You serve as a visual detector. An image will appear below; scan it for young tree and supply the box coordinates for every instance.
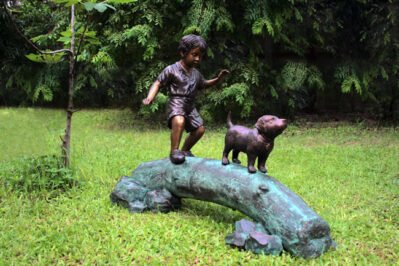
[2,0,136,167]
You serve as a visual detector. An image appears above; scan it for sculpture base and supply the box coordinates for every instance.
[110,157,335,258]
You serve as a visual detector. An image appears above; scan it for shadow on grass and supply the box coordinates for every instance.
[180,198,247,225]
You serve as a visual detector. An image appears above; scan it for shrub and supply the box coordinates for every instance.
[0,155,79,198]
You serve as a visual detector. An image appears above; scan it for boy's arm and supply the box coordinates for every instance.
[204,69,230,88]
[142,80,161,105]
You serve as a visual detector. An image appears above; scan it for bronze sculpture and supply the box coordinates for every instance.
[112,34,334,259]
[142,34,229,164]
[222,112,287,173]
[110,157,335,258]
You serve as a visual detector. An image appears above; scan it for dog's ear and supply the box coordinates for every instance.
[255,116,269,133]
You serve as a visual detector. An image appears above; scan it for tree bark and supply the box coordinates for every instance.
[111,157,335,258]
[62,4,76,167]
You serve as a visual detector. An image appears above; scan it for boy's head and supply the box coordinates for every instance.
[178,34,207,59]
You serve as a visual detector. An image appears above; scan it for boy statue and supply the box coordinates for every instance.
[143,34,229,164]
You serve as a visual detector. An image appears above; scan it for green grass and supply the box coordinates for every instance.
[0,108,398,265]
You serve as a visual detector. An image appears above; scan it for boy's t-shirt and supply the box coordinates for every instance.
[157,62,205,99]
[157,61,205,131]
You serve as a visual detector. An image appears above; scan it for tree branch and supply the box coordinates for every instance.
[41,49,72,55]
[1,0,41,52]
[1,0,72,55]
[75,14,92,61]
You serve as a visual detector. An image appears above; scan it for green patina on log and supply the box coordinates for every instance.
[111,157,335,258]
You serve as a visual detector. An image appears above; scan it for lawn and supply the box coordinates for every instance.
[0,108,398,265]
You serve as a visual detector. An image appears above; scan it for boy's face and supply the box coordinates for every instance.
[182,47,203,68]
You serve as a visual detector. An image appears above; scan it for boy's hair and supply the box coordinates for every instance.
[178,34,207,57]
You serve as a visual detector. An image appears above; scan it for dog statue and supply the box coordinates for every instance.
[222,112,287,174]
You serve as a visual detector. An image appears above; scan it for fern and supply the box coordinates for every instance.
[74,73,88,92]
[139,91,168,117]
[131,1,164,27]
[294,7,303,22]
[91,50,115,69]
[252,17,274,36]
[335,65,363,95]
[208,83,254,118]
[182,25,202,36]
[280,62,308,91]
[244,0,307,57]
[380,66,389,80]
[245,0,296,37]
[183,0,217,37]
[143,39,158,61]
[135,61,168,94]
[241,66,259,86]
[306,66,325,90]
[33,85,53,102]
[244,0,264,22]
[275,62,325,111]
[214,6,234,32]
[108,32,125,47]
[334,65,351,81]
[269,85,279,99]
[123,24,152,45]
[278,33,304,56]
[122,24,158,60]
[229,63,259,86]
[5,64,64,103]
[341,76,362,95]
[279,62,324,91]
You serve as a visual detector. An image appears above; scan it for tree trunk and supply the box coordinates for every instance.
[111,157,335,258]
[62,4,76,167]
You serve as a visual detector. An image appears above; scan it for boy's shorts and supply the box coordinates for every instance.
[167,96,204,132]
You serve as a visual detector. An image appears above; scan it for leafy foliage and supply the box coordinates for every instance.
[25,52,66,64]
[335,65,363,95]
[122,24,158,60]
[1,155,78,198]
[1,0,399,119]
[208,83,253,118]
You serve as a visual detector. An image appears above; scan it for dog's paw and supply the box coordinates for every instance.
[248,166,257,173]
[222,158,230,165]
[232,158,241,164]
[259,166,267,173]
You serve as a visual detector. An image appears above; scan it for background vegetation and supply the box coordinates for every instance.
[1,108,398,264]
[1,0,398,120]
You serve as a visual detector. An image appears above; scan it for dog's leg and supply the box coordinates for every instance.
[247,154,257,173]
[222,145,232,165]
[258,154,268,173]
[232,150,241,164]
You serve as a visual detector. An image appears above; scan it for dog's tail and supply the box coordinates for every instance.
[227,111,233,128]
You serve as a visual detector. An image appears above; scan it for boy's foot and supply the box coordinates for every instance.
[183,150,195,157]
[170,149,185,164]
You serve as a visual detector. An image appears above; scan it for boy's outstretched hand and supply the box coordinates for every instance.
[217,69,230,80]
[204,69,230,88]
[142,80,161,105]
[142,98,152,105]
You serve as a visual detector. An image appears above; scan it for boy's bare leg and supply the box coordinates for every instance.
[170,115,185,151]
[181,126,205,153]
[170,116,186,164]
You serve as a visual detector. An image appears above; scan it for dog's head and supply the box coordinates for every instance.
[255,115,287,139]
